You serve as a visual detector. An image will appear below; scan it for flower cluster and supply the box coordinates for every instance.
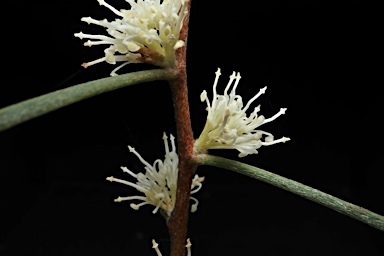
[194,68,290,157]
[74,0,188,76]
[107,133,204,216]
[152,238,192,256]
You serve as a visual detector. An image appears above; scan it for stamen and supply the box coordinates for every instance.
[263,108,287,124]
[84,40,113,47]
[80,17,101,25]
[170,134,176,153]
[120,166,138,178]
[81,57,106,68]
[212,68,222,106]
[229,72,242,98]
[110,62,130,76]
[185,238,192,256]
[106,176,146,192]
[191,175,205,194]
[114,195,146,202]
[200,90,207,102]
[152,240,163,256]
[97,0,124,17]
[261,137,291,146]
[128,146,153,170]
[162,132,170,155]
[242,86,267,113]
[152,196,164,214]
[75,32,115,42]
[223,71,237,96]
[130,201,150,210]
[201,90,212,113]
[190,196,199,213]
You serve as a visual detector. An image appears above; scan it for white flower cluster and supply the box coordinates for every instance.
[194,68,290,157]
[74,0,187,76]
[107,133,204,216]
[152,238,192,256]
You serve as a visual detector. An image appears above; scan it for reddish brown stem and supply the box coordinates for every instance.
[167,71,196,256]
[166,1,196,256]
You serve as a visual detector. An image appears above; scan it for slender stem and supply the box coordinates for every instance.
[166,1,196,256]
[196,154,384,231]
[0,69,177,133]
[168,73,196,256]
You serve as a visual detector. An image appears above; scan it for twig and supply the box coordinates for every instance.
[166,1,197,256]
[0,69,177,132]
[196,154,384,231]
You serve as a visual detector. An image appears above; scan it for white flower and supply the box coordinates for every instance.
[106,133,204,216]
[74,0,188,76]
[194,68,290,157]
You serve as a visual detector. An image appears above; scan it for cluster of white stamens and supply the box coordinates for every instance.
[194,68,290,157]
[74,0,188,76]
[107,133,204,216]
[152,238,192,256]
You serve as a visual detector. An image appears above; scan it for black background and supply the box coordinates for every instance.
[1,0,383,255]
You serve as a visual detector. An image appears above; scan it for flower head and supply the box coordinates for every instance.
[194,68,290,157]
[74,0,188,76]
[107,133,204,216]
[152,238,192,256]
